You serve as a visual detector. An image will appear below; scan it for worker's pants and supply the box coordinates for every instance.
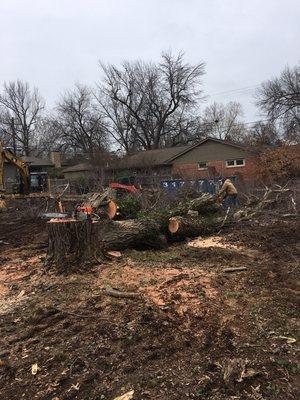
[223,193,237,209]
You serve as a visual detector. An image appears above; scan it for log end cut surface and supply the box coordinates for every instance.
[169,217,180,233]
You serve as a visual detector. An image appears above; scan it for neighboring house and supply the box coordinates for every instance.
[62,163,96,180]
[169,138,258,181]
[62,138,260,183]
[108,138,258,182]
[22,156,54,172]
[107,144,190,177]
[2,154,55,191]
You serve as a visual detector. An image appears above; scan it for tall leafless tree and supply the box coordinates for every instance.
[195,101,246,142]
[53,84,109,158]
[0,80,44,155]
[256,65,300,143]
[244,121,280,146]
[97,52,205,152]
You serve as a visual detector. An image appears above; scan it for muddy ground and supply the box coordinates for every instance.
[0,198,299,400]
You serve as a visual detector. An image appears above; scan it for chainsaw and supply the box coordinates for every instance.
[41,189,117,221]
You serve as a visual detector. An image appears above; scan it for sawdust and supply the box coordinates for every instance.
[187,235,262,259]
[0,197,299,400]
[99,264,218,316]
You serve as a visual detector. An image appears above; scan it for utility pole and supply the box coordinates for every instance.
[11,117,17,154]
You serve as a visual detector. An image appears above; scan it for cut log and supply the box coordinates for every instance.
[188,194,221,214]
[173,193,221,216]
[99,219,167,250]
[168,215,224,241]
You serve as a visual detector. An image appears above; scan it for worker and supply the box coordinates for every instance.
[217,177,238,208]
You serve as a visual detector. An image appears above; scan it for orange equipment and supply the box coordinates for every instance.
[109,182,140,193]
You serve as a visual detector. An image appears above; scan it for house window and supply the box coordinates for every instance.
[226,159,245,168]
[198,161,208,170]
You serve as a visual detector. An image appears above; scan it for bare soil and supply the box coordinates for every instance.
[0,199,299,400]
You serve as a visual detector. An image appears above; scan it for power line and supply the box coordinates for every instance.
[200,118,270,127]
[242,118,269,125]
[207,84,260,97]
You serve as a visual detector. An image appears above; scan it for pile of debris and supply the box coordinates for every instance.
[46,185,297,270]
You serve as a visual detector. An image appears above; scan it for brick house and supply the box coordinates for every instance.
[107,138,259,182]
[62,138,260,184]
[169,138,258,181]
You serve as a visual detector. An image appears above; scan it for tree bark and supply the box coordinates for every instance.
[99,219,167,250]
[47,218,166,270]
[168,215,224,241]
[47,219,100,269]
[171,193,221,217]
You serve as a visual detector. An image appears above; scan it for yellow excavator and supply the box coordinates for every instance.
[0,141,30,194]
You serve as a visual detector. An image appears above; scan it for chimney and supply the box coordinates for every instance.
[50,151,61,168]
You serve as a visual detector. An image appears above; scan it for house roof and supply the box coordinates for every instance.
[109,144,191,170]
[109,138,251,169]
[62,163,94,173]
[165,137,249,163]
[62,137,252,174]
[22,156,54,167]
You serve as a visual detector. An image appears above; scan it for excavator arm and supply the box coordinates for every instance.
[0,141,30,193]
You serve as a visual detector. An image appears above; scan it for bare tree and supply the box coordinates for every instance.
[34,116,68,157]
[244,121,280,146]
[256,65,300,143]
[0,80,44,155]
[97,52,205,152]
[96,92,139,153]
[196,101,246,142]
[53,84,109,158]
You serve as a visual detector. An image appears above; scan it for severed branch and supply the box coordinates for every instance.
[103,285,141,299]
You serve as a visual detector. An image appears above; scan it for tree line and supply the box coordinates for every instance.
[0,51,299,158]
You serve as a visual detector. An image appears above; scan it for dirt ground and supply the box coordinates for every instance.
[0,198,299,400]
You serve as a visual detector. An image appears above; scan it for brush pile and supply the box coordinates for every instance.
[47,185,296,269]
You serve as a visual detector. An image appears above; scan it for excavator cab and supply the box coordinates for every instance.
[10,172,48,194]
[29,172,48,193]
[0,141,47,195]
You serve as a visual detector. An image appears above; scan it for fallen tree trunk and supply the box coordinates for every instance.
[168,215,224,241]
[47,186,292,269]
[173,193,221,216]
[99,219,167,250]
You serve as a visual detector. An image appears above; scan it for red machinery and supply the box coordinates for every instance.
[109,182,140,194]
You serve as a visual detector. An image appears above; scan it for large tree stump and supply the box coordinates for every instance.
[47,218,166,270]
[47,219,100,269]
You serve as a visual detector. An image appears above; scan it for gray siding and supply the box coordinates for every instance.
[3,164,18,183]
[172,140,249,164]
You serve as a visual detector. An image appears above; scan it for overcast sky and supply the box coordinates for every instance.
[0,0,299,121]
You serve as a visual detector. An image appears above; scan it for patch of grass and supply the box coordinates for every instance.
[147,374,164,388]
[276,359,300,374]
[195,387,205,397]
[265,383,280,395]
[52,351,67,363]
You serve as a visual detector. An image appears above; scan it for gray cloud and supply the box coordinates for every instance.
[0,0,299,120]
